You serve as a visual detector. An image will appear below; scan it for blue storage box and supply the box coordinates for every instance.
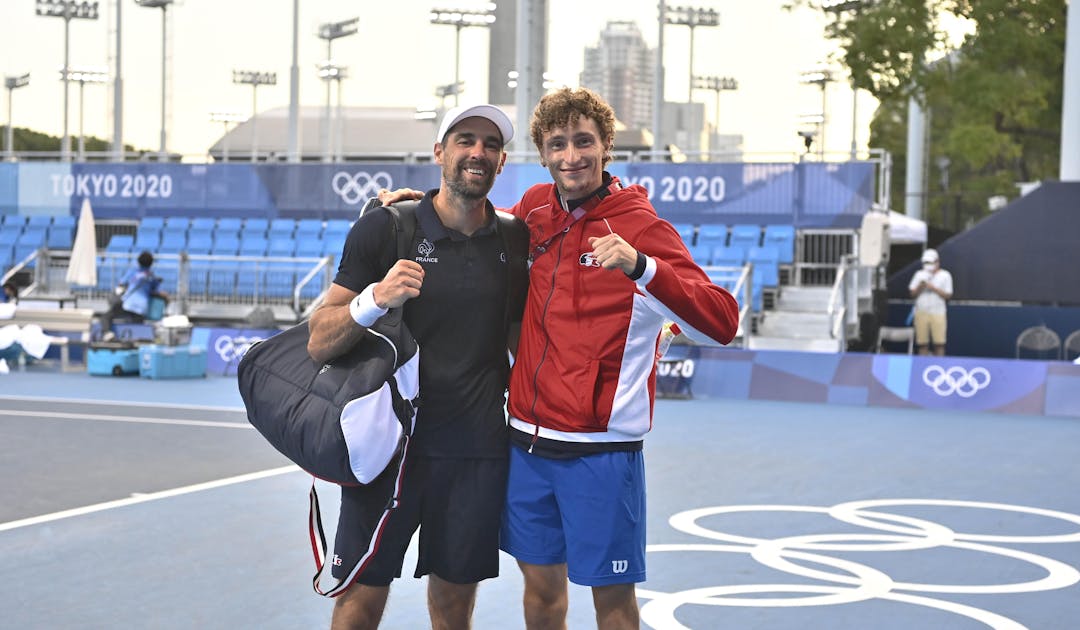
[139,344,207,379]
[88,343,141,376]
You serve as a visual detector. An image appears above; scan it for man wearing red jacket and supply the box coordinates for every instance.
[380,87,740,629]
[502,87,740,629]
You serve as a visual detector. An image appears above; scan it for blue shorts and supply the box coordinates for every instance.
[500,444,646,586]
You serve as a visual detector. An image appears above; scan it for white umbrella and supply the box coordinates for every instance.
[66,198,98,287]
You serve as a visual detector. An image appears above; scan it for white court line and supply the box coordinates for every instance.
[0,465,300,533]
[0,394,243,413]
[0,409,251,429]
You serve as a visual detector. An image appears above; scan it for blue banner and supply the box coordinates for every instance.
[0,160,876,227]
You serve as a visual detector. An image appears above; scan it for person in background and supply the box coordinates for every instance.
[908,247,953,356]
[1,280,17,304]
[307,104,528,630]
[98,250,167,340]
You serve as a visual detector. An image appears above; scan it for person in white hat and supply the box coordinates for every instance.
[908,248,953,355]
[308,103,528,629]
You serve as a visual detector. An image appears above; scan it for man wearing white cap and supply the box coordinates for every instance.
[908,248,953,356]
[308,103,528,629]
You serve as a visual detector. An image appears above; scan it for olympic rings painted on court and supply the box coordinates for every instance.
[638,499,1080,630]
[922,365,992,397]
[331,171,394,205]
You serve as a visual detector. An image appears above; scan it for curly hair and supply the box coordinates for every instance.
[530,87,616,166]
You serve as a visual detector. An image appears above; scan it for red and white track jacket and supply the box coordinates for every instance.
[507,178,740,445]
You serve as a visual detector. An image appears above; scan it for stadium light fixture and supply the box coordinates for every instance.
[317,63,348,161]
[429,3,496,107]
[800,67,834,158]
[35,0,100,162]
[664,5,720,103]
[317,18,359,163]
[209,111,245,163]
[233,70,277,163]
[135,0,175,160]
[4,73,31,160]
[692,75,737,151]
[60,66,108,160]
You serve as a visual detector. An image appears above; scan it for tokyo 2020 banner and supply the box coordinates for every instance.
[0,160,876,228]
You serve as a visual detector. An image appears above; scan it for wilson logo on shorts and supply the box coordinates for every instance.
[612,560,629,574]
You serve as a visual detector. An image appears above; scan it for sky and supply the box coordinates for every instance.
[0,0,873,159]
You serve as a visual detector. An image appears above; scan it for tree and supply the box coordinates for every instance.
[790,0,1066,230]
[0,126,137,159]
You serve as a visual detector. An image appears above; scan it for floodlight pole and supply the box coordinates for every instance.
[135,0,175,160]
[317,18,359,163]
[430,5,497,107]
[4,74,30,160]
[35,0,100,162]
[233,71,278,162]
[287,0,300,163]
[663,6,720,104]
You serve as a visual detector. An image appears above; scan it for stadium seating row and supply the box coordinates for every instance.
[672,223,796,265]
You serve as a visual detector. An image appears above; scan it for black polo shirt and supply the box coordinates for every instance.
[333,190,524,458]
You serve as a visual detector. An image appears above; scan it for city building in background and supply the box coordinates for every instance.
[580,21,655,132]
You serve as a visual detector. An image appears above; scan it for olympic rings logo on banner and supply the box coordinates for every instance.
[638,499,1080,629]
[922,365,992,398]
[214,335,263,363]
[331,171,394,205]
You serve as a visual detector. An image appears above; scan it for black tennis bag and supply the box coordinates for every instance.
[237,310,418,486]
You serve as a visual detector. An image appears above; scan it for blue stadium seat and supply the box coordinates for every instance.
[164,216,191,231]
[696,224,728,249]
[140,216,166,232]
[52,215,76,231]
[239,235,268,256]
[187,227,213,246]
[711,245,747,268]
[46,226,74,249]
[211,233,240,256]
[27,215,53,230]
[263,261,298,298]
[158,232,187,255]
[670,222,696,245]
[105,234,134,253]
[216,217,243,233]
[763,224,796,265]
[190,217,216,231]
[295,238,323,258]
[324,219,352,234]
[295,219,322,239]
[134,226,161,251]
[243,217,269,236]
[729,224,762,250]
[267,237,296,257]
[748,246,780,288]
[186,232,213,255]
[269,218,296,239]
[207,260,239,297]
[687,243,712,266]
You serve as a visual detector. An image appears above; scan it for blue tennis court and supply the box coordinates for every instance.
[2,369,1078,629]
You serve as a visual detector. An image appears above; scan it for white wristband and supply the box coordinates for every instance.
[349,283,388,327]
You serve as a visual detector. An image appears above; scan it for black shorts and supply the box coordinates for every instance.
[332,455,508,586]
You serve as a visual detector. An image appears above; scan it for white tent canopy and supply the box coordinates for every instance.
[888,210,928,245]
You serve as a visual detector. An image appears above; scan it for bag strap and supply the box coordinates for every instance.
[495,211,529,332]
[382,200,420,270]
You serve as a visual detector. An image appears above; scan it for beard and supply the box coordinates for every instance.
[443,162,493,201]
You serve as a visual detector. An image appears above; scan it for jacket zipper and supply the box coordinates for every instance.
[526,224,568,453]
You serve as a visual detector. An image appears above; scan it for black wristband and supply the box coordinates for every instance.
[626,251,647,281]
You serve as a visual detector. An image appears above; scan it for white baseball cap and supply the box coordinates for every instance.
[921,248,939,264]
[436,104,514,147]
